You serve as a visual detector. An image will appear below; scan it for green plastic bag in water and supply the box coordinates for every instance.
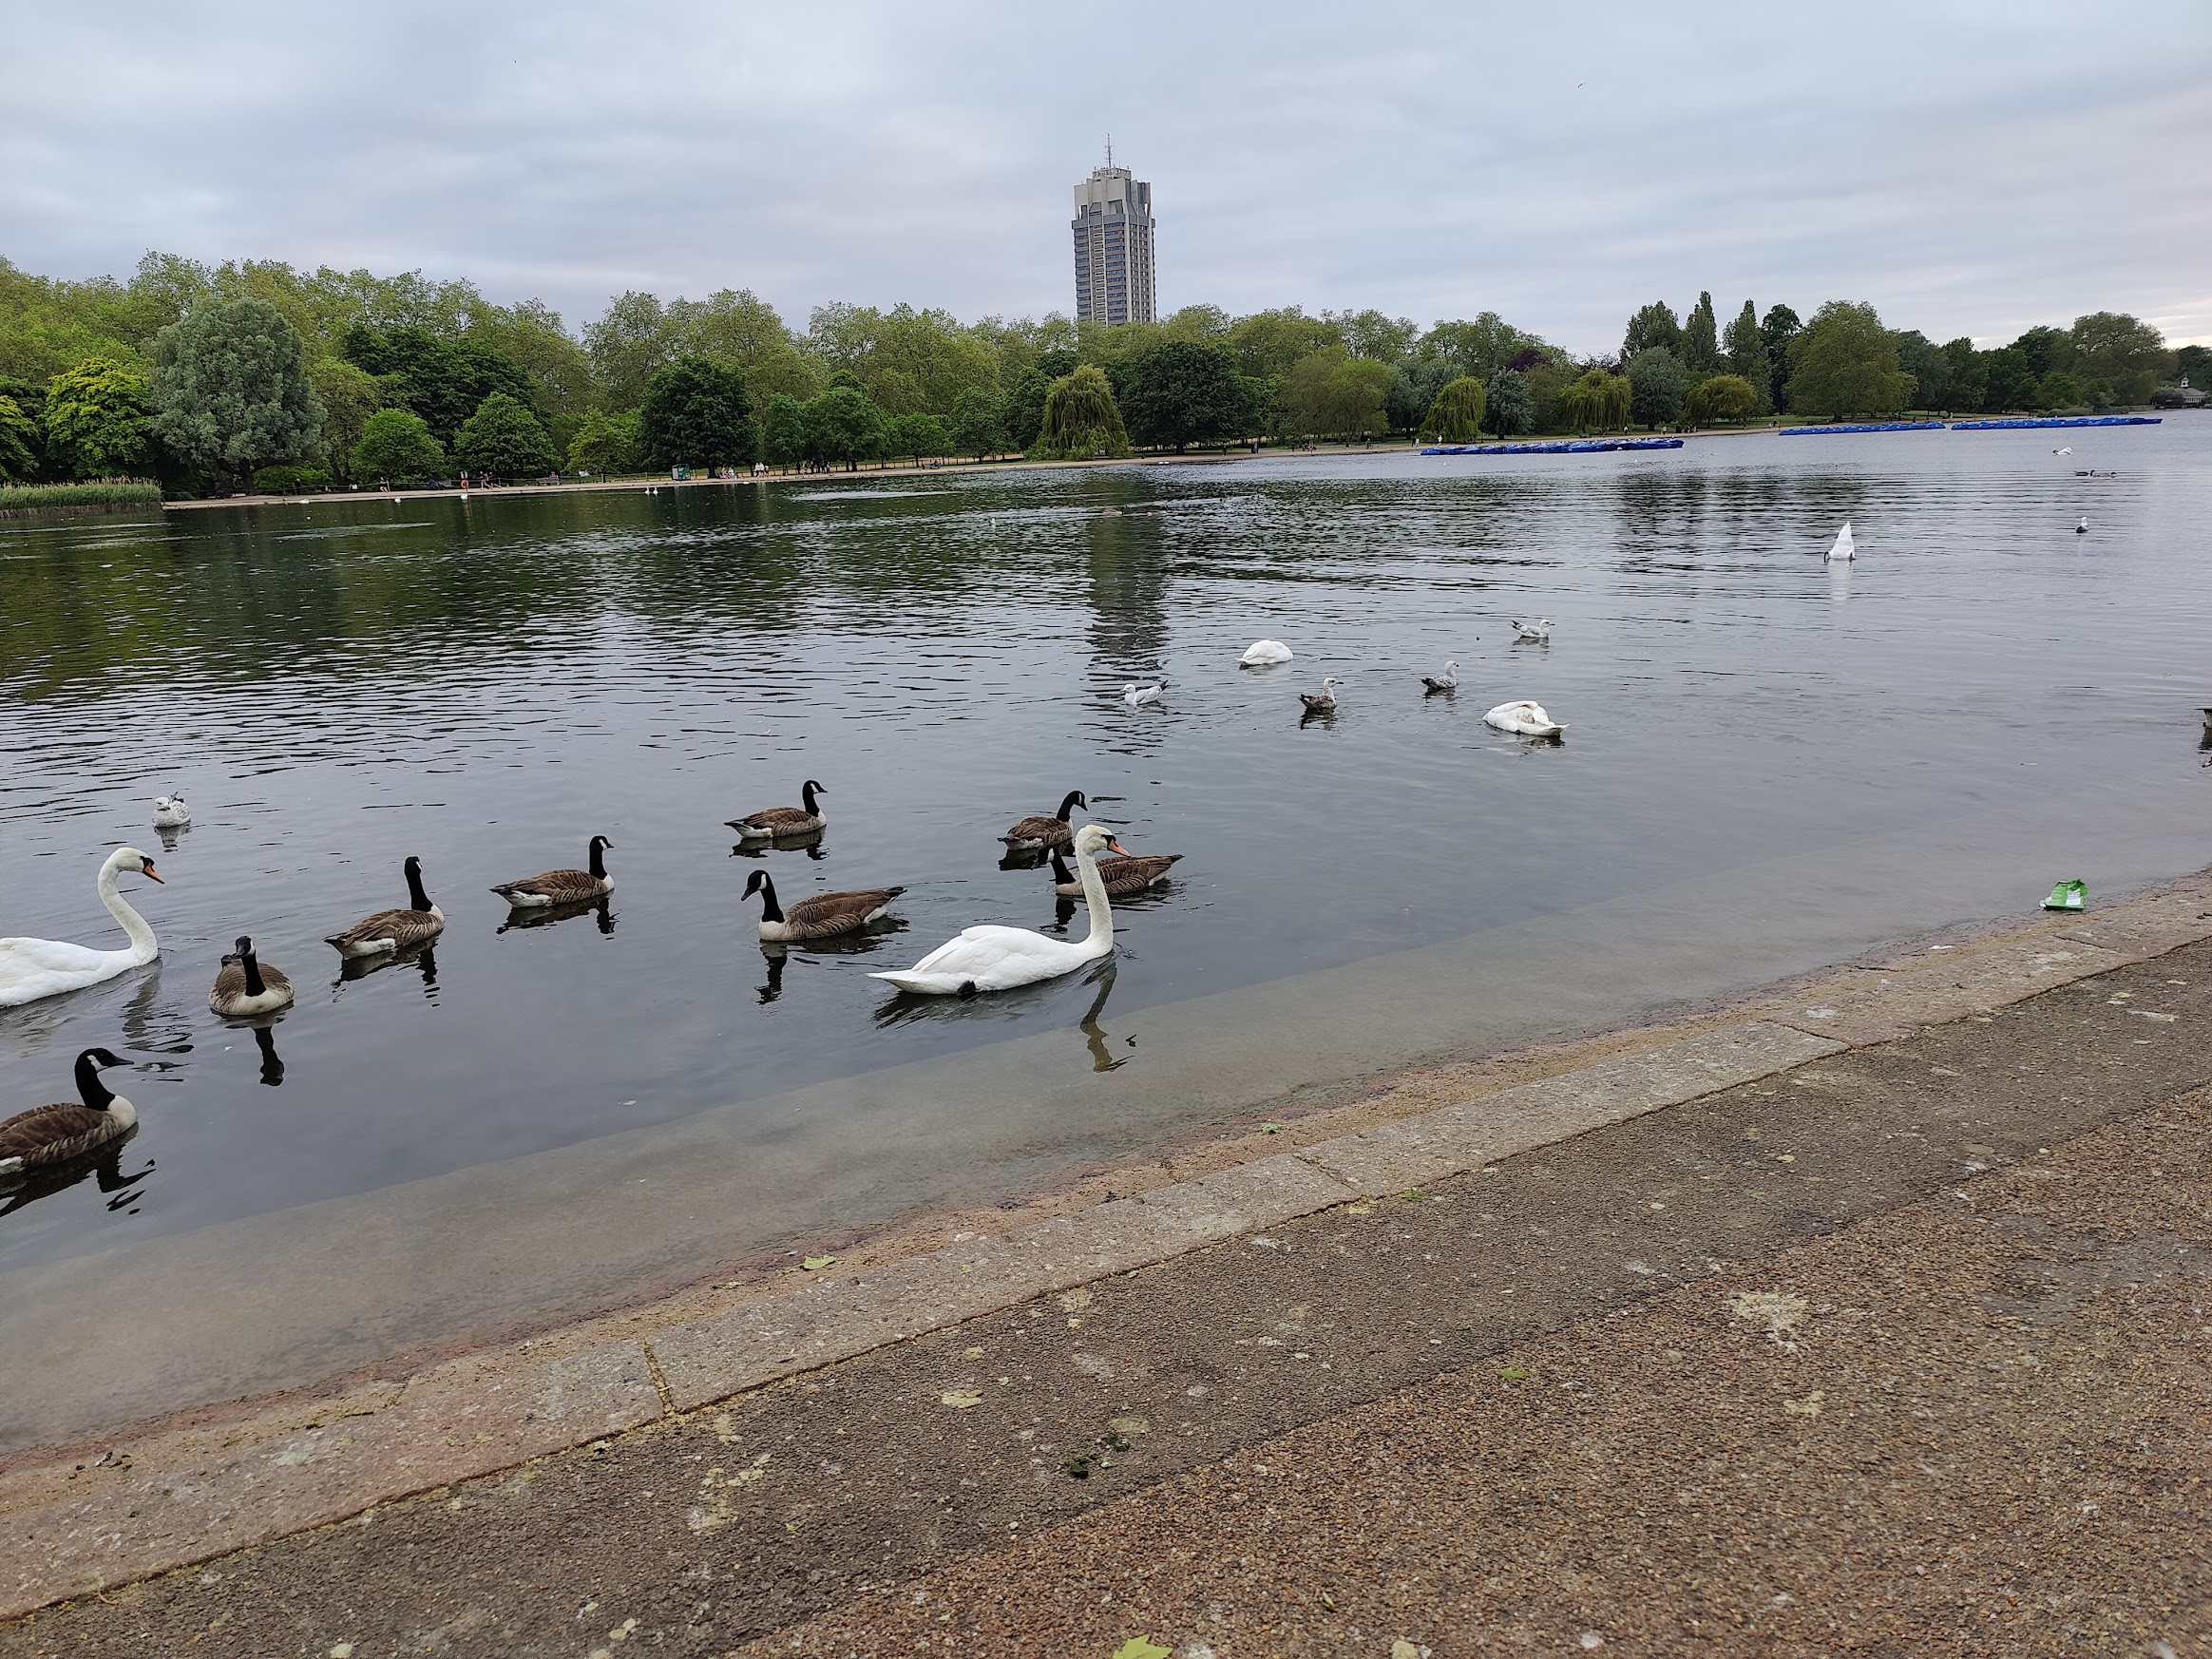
[2043,878,2087,911]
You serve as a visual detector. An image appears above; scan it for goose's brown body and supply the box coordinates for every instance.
[208,939,295,1016]
[769,887,905,941]
[492,836,614,908]
[1001,790,1087,850]
[1,1050,135,1173]
[327,856,445,956]
[730,781,826,839]
[1050,849,1182,898]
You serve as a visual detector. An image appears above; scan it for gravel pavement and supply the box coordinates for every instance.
[6,942,2208,1658]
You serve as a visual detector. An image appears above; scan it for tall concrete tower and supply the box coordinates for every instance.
[1071,149,1155,327]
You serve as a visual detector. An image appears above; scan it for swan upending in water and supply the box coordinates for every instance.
[1240,639,1293,666]
[1485,699,1566,738]
[871,824,1129,996]
[0,848,163,1007]
[1823,522,1855,563]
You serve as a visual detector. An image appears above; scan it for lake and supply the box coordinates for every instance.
[3,423,2208,1441]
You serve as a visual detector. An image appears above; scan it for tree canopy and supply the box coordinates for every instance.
[0,393,37,482]
[1422,376,1487,442]
[345,324,536,448]
[352,408,445,484]
[44,356,153,478]
[638,356,753,468]
[1482,370,1535,436]
[1681,293,1721,375]
[1723,301,1768,409]
[567,409,639,475]
[2068,312,2164,405]
[1560,370,1631,433]
[1035,365,1132,460]
[804,384,888,468]
[455,391,556,477]
[950,387,1006,460]
[149,296,326,486]
[1786,302,1916,418]
[1120,340,1248,451]
[1283,349,1392,440]
[1627,348,1690,428]
[1623,301,1682,362]
[1685,373,1758,425]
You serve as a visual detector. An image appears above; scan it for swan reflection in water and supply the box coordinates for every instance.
[497,896,617,936]
[871,954,1133,1075]
[335,944,439,997]
[0,1132,154,1218]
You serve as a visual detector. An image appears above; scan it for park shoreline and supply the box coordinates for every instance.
[2,863,2207,1617]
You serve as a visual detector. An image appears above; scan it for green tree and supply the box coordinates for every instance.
[886,410,952,464]
[1283,349,1393,440]
[1001,370,1052,451]
[639,356,753,469]
[1786,302,1915,418]
[1682,293,1721,375]
[949,387,1005,460]
[2068,312,2164,406]
[1684,373,1758,425]
[2011,325,2069,380]
[1888,331,1949,412]
[345,324,536,448]
[1034,365,1132,460]
[1760,304,1802,413]
[1330,309,1420,362]
[1522,361,1572,433]
[1482,370,1535,436]
[1559,369,1631,433]
[351,408,446,484]
[1421,375,1487,441]
[1981,347,2037,411]
[1226,308,1342,378]
[760,393,809,470]
[44,356,153,478]
[1623,300,1682,362]
[1385,358,1456,435]
[1626,348,1690,428]
[1419,313,1549,381]
[455,391,556,478]
[804,384,888,469]
[308,357,383,483]
[1120,340,1249,451]
[2174,344,2210,389]
[1722,300,1769,410]
[148,296,326,488]
[2036,370,2088,411]
[0,393,37,482]
[567,409,639,475]
[1939,339,1987,413]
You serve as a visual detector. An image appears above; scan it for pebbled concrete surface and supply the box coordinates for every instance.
[5,940,2207,1655]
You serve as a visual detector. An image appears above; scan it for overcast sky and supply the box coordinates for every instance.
[5,1,2207,353]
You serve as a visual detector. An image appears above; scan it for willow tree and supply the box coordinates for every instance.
[1421,375,1487,441]
[1034,365,1131,460]
[1559,369,1630,433]
[1685,373,1759,426]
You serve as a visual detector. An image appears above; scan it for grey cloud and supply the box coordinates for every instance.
[3,0,2206,349]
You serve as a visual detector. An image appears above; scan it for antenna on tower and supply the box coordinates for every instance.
[1105,134,1113,166]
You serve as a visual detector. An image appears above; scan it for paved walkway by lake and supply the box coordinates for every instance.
[5,898,2205,1655]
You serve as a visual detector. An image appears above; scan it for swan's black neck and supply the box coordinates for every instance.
[405,862,432,912]
[754,873,785,923]
[1057,790,1084,822]
[74,1052,115,1112]
[239,948,267,998]
[587,839,607,879]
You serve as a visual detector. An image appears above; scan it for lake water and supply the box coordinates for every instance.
[4,424,2209,1436]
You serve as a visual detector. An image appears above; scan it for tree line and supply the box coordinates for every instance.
[1,250,2202,495]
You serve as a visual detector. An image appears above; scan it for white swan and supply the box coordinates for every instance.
[1511,618,1553,643]
[152,793,190,829]
[1122,680,1167,706]
[870,824,1129,996]
[1823,522,1854,563]
[1485,699,1566,737]
[0,848,164,1007]
[1240,639,1293,666]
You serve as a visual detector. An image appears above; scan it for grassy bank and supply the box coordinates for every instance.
[0,481,165,519]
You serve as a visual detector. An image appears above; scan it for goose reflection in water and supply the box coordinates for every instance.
[253,1023,285,1086]
[730,834,827,862]
[0,1134,154,1218]
[497,896,617,936]
[757,915,907,1005]
[335,944,439,996]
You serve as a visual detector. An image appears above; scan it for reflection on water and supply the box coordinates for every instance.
[2,427,2209,1272]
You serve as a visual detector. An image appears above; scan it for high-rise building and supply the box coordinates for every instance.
[1071,157,1155,327]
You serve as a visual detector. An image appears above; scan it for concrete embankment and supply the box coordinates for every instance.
[1,875,2206,1651]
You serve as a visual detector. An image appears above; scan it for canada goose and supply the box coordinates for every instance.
[0,848,163,1007]
[491,835,615,907]
[1001,790,1087,851]
[1421,661,1459,693]
[2075,517,2088,534]
[325,856,445,957]
[1122,680,1167,706]
[152,793,190,828]
[1049,844,1182,898]
[871,825,1129,996]
[0,1049,136,1177]
[744,869,905,941]
[1822,524,1854,563]
[1300,677,1343,713]
[1240,639,1293,666]
[1511,618,1554,642]
[209,935,295,1017]
[1484,698,1566,737]
[728,780,826,840]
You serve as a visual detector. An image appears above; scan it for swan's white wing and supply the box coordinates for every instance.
[0,937,121,975]
[905,925,1069,977]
